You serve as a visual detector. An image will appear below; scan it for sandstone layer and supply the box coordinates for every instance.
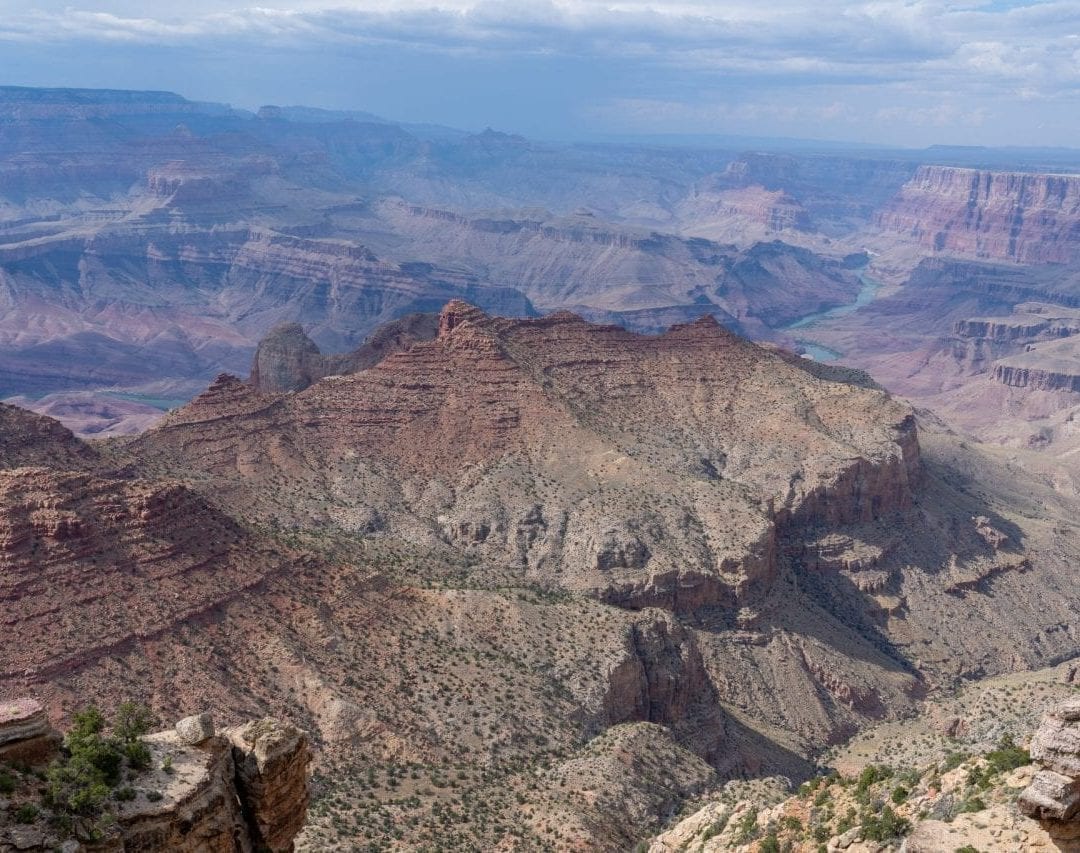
[876,165,1080,263]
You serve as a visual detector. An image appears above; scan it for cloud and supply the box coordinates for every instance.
[2,1,1078,145]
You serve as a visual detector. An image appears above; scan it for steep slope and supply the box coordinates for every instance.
[132,300,920,614]
[876,165,1080,263]
[128,303,1080,745]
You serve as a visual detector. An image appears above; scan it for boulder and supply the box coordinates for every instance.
[175,712,215,745]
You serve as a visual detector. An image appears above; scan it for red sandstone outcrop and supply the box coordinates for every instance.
[0,464,297,681]
[876,165,1080,263]
[229,719,312,851]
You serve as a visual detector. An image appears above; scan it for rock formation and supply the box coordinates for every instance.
[228,719,312,852]
[1020,698,1080,847]
[876,165,1080,263]
[0,699,59,764]
[249,312,439,393]
[136,300,921,614]
[0,704,311,853]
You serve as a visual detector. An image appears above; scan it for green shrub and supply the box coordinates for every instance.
[14,802,39,824]
[124,741,153,772]
[891,785,909,804]
[959,796,986,814]
[146,790,163,802]
[733,807,759,843]
[856,765,893,795]
[759,831,781,853]
[0,770,15,795]
[861,806,911,841]
[113,703,155,744]
[985,735,1029,775]
[43,702,157,837]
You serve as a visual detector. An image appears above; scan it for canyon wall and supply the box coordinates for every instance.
[877,165,1080,263]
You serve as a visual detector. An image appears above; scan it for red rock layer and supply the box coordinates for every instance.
[876,165,1080,263]
[136,301,920,613]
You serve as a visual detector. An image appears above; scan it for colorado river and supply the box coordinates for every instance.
[781,271,881,361]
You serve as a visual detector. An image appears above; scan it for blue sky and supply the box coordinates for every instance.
[1,1,1078,147]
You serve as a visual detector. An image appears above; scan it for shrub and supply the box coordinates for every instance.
[43,702,157,837]
[985,735,1029,774]
[146,790,163,802]
[959,796,986,813]
[733,807,759,843]
[124,741,153,772]
[113,703,155,744]
[759,831,781,853]
[891,785,909,804]
[857,765,893,793]
[14,802,39,823]
[0,770,15,795]
[861,806,911,841]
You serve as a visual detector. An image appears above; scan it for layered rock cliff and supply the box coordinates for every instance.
[249,312,439,393]
[876,165,1080,263]
[134,301,920,614]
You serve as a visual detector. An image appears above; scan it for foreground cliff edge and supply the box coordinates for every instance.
[4,303,1080,848]
[0,698,310,852]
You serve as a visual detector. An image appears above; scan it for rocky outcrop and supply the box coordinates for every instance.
[249,313,439,393]
[229,719,312,852]
[1020,698,1080,847]
[249,324,325,394]
[993,362,1080,393]
[0,404,97,470]
[876,165,1080,263]
[0,699,59,764]
[0,710,311,853]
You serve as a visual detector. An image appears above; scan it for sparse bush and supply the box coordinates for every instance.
[14,802,39,823]
[759,831,781,853]
[861,805,910,841]
[985,735,1029,774]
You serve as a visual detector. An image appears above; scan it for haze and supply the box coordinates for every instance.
[2,0,1078,146]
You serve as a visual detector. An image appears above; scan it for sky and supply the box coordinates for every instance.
[1,1,1078,147]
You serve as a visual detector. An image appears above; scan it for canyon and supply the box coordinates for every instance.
[3,85,1080,850]
[6,301,1080,847]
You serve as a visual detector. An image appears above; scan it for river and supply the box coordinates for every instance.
[780,271,880,362]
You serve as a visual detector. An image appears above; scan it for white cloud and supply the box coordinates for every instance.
[2,0,1078,145]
